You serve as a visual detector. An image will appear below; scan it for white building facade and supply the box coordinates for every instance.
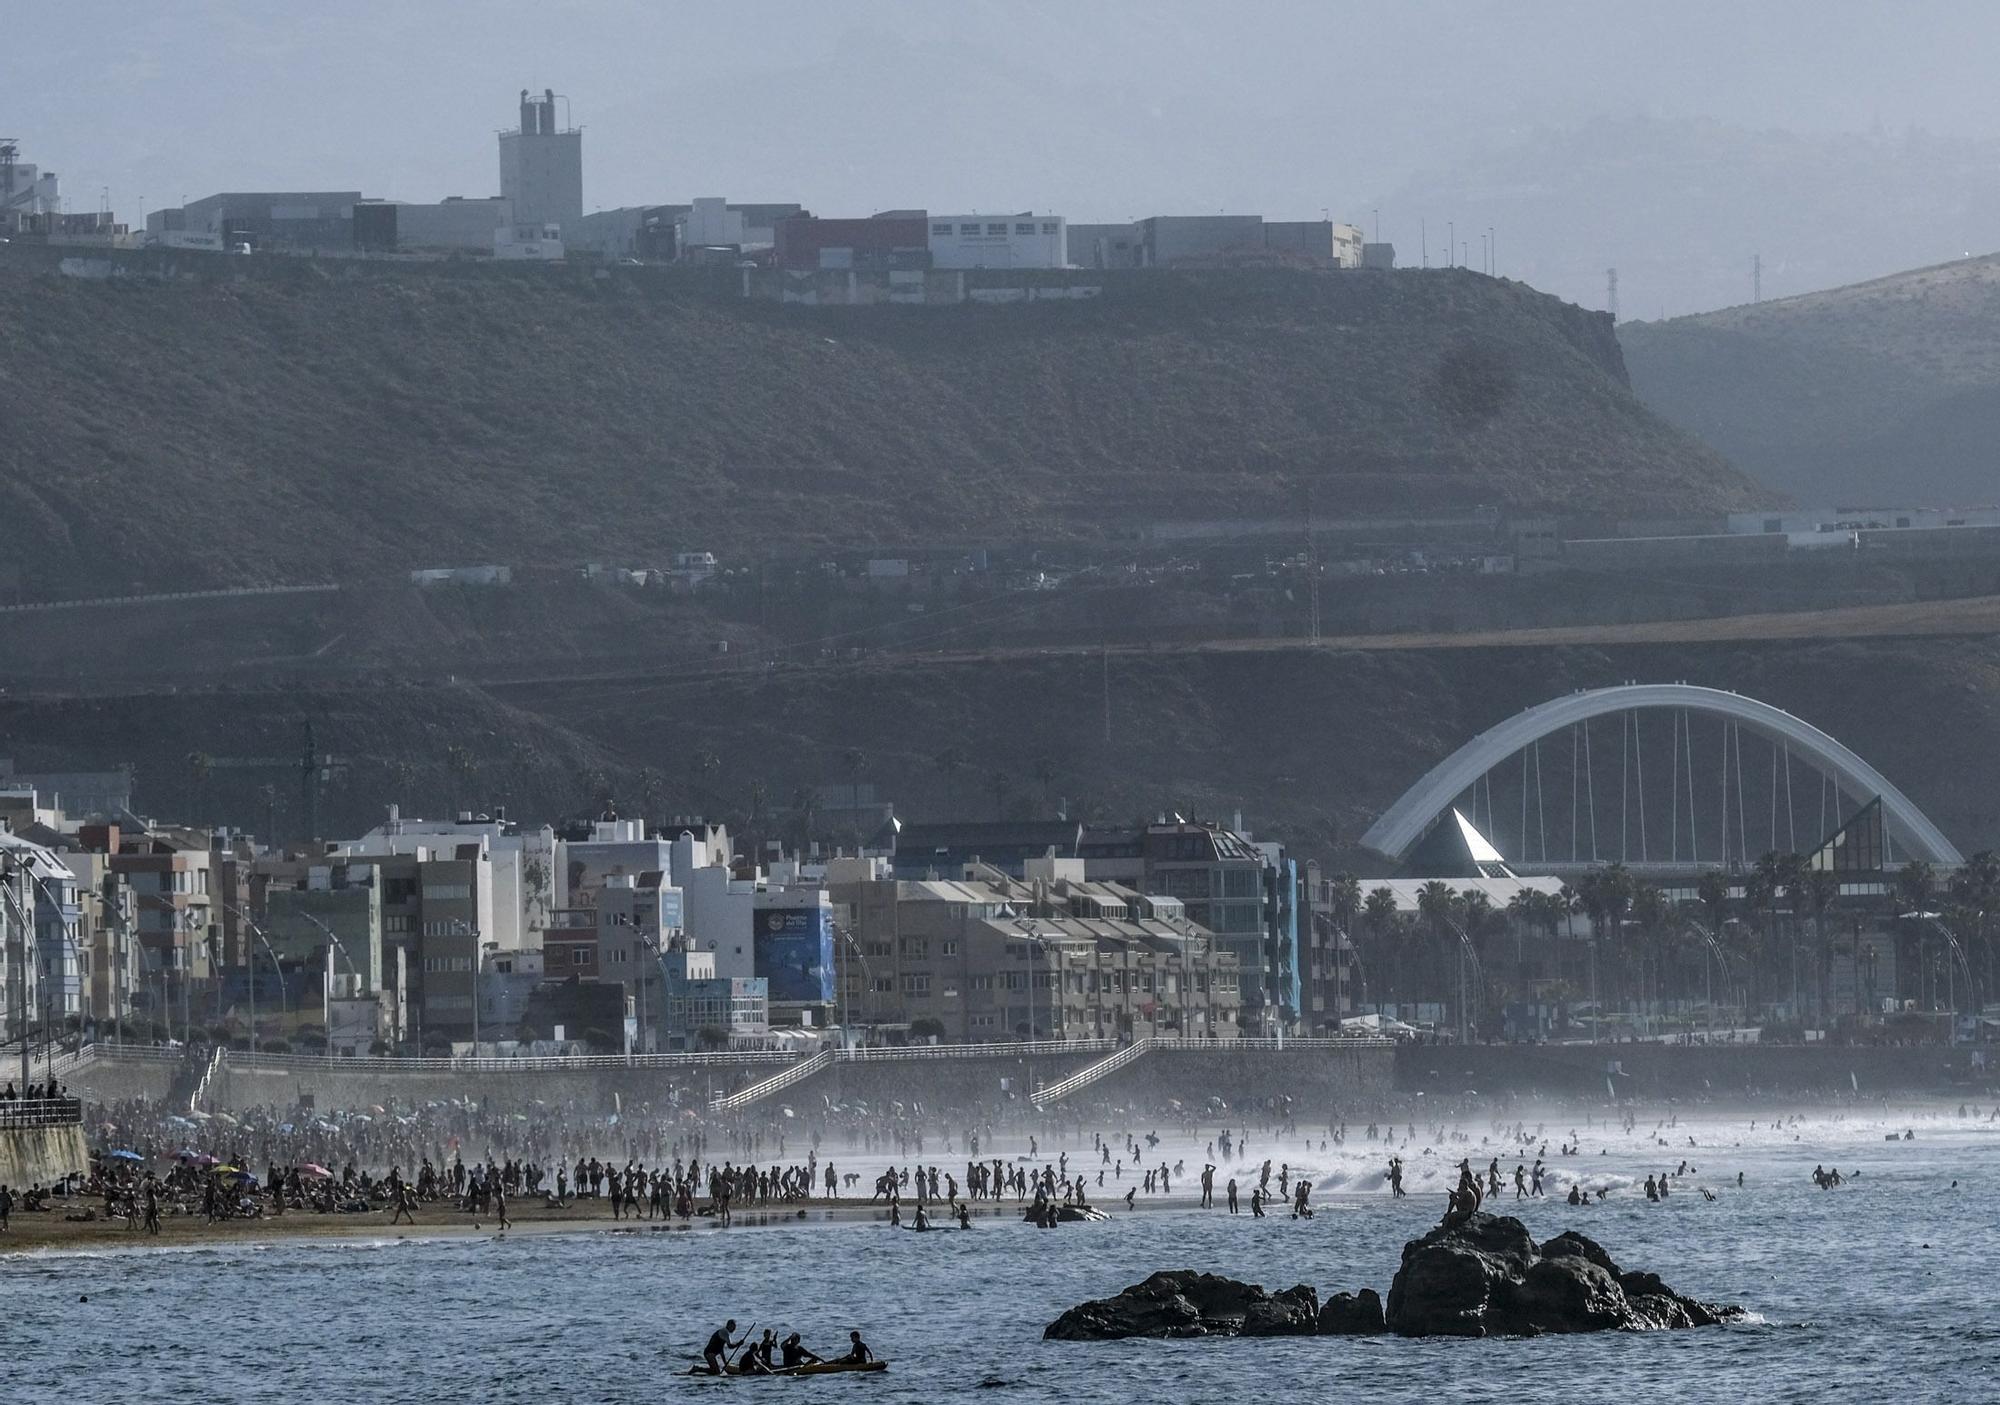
[928,213,1067,269]
[337,810,560,954]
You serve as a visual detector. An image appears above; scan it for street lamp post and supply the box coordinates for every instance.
[294,911,365,1059]
[2,854,29,1093]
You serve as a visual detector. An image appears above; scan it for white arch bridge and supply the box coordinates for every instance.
[1360,683,1962,868]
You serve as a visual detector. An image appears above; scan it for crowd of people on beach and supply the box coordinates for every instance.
[15,1083,1980,1244]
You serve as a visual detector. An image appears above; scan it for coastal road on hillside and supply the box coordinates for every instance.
[478,591,2000,701]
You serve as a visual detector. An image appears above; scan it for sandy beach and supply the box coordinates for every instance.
[0,1193,1033,1254]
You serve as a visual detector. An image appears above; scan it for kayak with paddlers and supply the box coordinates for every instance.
[689,1326,884,1377]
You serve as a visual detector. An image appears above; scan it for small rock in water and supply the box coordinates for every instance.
[1317,1288,1387,1336]
[1043,1271,1319,1340]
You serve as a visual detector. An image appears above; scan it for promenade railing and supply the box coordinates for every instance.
[0,1097,84,1130]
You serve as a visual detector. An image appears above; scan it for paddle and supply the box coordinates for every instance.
[723,1321,759,1372]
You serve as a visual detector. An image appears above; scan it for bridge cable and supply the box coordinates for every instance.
[1534,739,1548,863]
[1669,707,1681,865]
[1684,709,1700,867]
[1635,710,1649,864]
[1734,721,1749,867]
[1620,711,1630,864]
[1570,725,1580,864]
[1584,716,1598,863]
[1770,738,1779,856]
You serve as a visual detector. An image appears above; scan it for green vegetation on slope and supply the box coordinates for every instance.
[1620,253,2000,506]
[0,259,1757,592]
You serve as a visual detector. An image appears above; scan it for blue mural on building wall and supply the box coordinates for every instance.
[754,907,834,1004]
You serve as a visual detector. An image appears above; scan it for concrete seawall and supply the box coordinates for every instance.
[0,1125,90,1185]
[211,1059,791,1115]
[1078,1044,1397,1118]
[1396,1043,1993,1102]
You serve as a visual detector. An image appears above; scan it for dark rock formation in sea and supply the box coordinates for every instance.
[1316,1288,1388,1336]
[1042,1272,1320,1340]
[1384,1213,1742,1337]
[1044,1216,1740,1343]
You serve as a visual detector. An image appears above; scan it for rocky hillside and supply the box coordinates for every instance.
[1621,253,2000,505]
[0,256,1759,592]
[5,632,1994,866]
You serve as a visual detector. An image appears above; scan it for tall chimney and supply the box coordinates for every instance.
[543,89,557,134]
[519,89,534,135]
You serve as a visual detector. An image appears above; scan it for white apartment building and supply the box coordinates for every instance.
[566,817,673,906]
[928,213,1067,269]
[338,809,560,953]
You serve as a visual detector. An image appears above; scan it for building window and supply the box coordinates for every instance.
[1041,222,1058,234]
[986,223,1007,236]
[1015,222,1035,235]
[571,949,589,965]
[932,223,952,235]
[941,940,957,957]
[959,223,979,236]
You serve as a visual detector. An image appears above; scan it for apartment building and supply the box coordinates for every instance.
[828,862,1240,1042]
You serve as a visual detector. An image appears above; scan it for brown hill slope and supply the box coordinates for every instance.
[3,634,1991,866]
[1620,253,2000,505]
[0,259,1758,592]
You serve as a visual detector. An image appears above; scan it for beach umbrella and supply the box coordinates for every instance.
[298,1164,334,1180]
[107,1149,144,1162]
[211,1113,238,1127]
[193,1153,220,1167]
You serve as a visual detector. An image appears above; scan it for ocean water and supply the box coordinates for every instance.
[5,1105,1994,1404]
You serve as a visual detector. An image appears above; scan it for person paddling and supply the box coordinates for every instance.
[842,1330,874,1365]
[703,1319,750,1374]
[780,1333,823,1369]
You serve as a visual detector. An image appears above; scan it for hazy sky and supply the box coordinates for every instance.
[17,1,2000,312]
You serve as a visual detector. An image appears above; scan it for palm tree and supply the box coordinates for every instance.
[1949,852,2000,1007]
[1794,864,1840,1025]
[1328,874,1363,934]
[1697,869,1731,937]
[1897,860,1936,915]
[1746,854,1784,1017]
[1628,881,1670,1026]
[1364,886,1400,1010]
[1416,880,1464,1036]
[1506,889,1544,1016]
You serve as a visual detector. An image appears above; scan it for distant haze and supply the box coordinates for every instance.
[17,0,2000,313]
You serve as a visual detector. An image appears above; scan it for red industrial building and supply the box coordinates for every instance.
[773,211,931,271]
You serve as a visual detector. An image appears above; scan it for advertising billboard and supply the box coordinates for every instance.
[754,906,834,1005]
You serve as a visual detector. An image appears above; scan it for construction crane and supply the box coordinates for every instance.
[205,721,347,845]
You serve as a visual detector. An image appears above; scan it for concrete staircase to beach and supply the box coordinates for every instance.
[708,1048,835,1113]
[1032,1039,1153,1108]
